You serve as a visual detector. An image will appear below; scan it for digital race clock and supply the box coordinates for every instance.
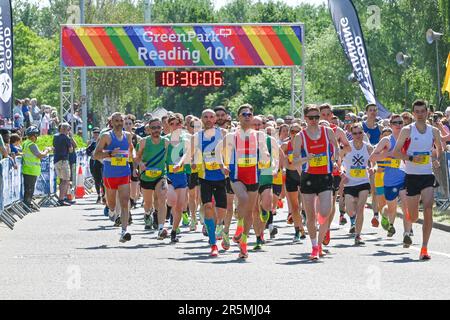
[155,71,224,87]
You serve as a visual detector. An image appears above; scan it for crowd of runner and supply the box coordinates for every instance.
[87,100,443,261]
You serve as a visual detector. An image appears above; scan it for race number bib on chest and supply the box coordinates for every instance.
[145,168,162,178]
[168,164,184,173]
[413,152,430,165]
[390,158,401,169]
[237,155,257,168]
[309,153,328,167]
[203,151,220,171]
[111,157,127,166]
[350,166,366,178]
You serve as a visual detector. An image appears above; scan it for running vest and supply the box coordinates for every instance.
[166,133,186,174]
[330,125,341,177]
[342,140,370,187]
[384,135,406,187]
[259,136,273,186]
[198,128,225,181]
[141,137,167,182]
[22,140,41,176]
[229,129,259,185]
[103,131,130,178]
[362,121,381,145]
[301,126,333,175]
[404,123,434,175]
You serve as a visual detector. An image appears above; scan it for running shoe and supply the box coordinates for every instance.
[309,246,319,260]
[103,206,110,217]
[387,225,396,238]
[119,230,131,243]
[339,214,347,225]
[371,215,379,228]
[269,227,278,239]
[322,230,331,246]
[221,233,230,251]
[233,226,243,243]
[171,230,179,243]
[355,235,365,246]
[238,242,248,259]
[215,224,224,240]
[277,199,283,209]
[403,232,412,248]
[210,245,219,257]
[300,228,306,240]
[144,214,153,230]
[152,211,158,230]
[182,211,190,227]
[260,210,270,223]
[114,216,121,227]
[57,200,71,207]
[253,242,262,251]
[419,247,431,261]
[287,213,293,225]
[381,215,390,231]
[293,233,301,243]
[64,198,76,205]
[202,225,208,237]
[301,211,307,225]
[260,233,266,245]
[157,228,168,240]
[189,219,197,232]
[318,244,327,257]
[349,224,356,234]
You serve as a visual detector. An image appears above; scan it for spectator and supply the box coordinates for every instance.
[22,126,51,210]
[53,123,76,206]
[401,111,413,126]
[9,134,22,156]
[50,109,60,135]
[13,113,23,130]
[1,129,11,156]
[30,98,41,127]
[22,98,31,128]
[86,127,104,203]
[12,99,24,127]
[40,106,52,135]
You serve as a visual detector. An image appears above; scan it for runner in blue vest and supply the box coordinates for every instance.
[94,112,134,243]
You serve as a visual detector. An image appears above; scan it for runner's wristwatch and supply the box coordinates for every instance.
[408,155,413,162]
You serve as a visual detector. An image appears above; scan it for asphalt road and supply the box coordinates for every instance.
[1,194,450,300]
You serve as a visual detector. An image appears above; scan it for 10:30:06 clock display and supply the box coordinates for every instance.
[155,71,224,87]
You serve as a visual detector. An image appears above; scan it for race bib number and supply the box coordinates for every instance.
[111,157,127,167]
[309,153,328,167]
[203,151,220,171]
[413,152,430,165]
[390,159,401,169]
[258,160,271,169]
[145,169,162,178]
[350,166,366,178]
[168,164,184,173]
[238,156,257,168]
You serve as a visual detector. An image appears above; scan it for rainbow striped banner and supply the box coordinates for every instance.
[61,24,303,68]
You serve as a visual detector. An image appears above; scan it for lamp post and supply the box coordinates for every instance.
[396,51,411,110]
[426,28,444,106]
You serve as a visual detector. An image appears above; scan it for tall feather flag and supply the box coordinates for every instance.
[442,53,450,97]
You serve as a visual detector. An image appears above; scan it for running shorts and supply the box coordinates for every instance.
[285,169,301,193]
[405,174,437,197]
[300,173,333,195]
[258,183,273,195]
[140,177,165,191]
[188,173,199,190]
[103,176,131,190]
[272,184,282,197]
[384,183,405,201]
[167,173,188,189]
[344,183,371,198]
[199,179,227,209]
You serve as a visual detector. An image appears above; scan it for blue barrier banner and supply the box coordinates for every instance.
[35,156,51,197]
[0,157,22,208]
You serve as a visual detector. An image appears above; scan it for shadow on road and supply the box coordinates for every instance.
[276,253,325,265]
[382,257,419,264]
[366,250,408,257]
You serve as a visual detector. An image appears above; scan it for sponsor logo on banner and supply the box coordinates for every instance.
[0,0,13,118]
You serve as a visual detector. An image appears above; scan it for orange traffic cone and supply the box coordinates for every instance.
[75,165,85,199]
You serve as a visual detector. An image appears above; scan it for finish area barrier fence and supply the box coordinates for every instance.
[0,150,92,229]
